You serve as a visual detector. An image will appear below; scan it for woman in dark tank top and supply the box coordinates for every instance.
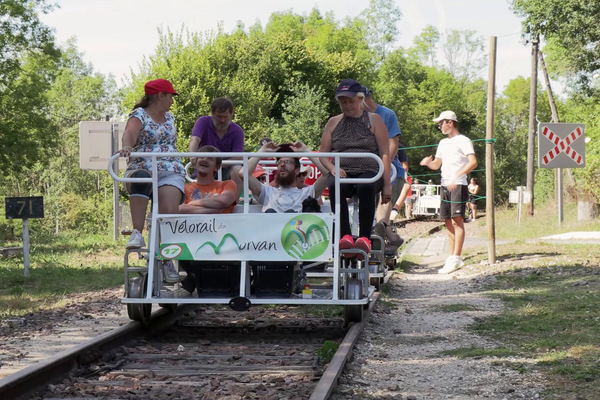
[319,79,392,258]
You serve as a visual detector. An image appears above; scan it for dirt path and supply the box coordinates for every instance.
[330,228,548,400]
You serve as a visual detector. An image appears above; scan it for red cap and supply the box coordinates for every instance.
[252,165,266,178]
[144,79,178,95]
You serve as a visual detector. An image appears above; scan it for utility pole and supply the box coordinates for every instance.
[526,35,538,216]
[486,36,497,264]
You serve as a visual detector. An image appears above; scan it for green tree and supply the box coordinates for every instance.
[358,0,402,60]
[408,25,440,67]
[123,9,375,149]
[268,82,329,150]
[0,0,60,173]
[511,0,600,87]
[1,39,119,235]
[441,29,486,83]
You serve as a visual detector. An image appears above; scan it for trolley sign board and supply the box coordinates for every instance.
[5,196,44,219]
[79,121,127,170]
[158,213,334,262]
[538,123,586,169]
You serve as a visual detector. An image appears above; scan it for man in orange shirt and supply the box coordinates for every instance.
[179,145,237,214]
[178,145,237,294]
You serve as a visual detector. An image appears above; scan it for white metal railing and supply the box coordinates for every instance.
[109,151,385,302]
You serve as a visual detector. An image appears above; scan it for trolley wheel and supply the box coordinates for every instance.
[127,274,152,326]
[344,304,364,326]
[370,277,381,291]
[159,303,177,313]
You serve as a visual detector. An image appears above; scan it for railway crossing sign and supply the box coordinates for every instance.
[538,123,585,169]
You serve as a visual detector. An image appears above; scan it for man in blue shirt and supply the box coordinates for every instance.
[363,86,406,226]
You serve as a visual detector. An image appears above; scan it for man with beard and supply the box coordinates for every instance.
[239,141,328,213]
[189,97,244,196]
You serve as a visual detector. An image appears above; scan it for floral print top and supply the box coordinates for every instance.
[125,107,184,175]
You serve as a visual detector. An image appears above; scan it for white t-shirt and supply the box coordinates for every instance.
[257,184,315,213]
[435,134,475,185]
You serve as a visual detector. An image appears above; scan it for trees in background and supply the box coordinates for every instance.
[3,3,600,238]
[0,0,60,173]
[511,0,600,201]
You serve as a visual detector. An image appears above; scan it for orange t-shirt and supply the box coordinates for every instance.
[183,180,237,214]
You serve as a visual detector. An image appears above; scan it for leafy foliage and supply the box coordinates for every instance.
[511,0,600,88]
[0,0,60,172]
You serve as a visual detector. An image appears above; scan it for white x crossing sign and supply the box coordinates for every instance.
[538,123,586,169]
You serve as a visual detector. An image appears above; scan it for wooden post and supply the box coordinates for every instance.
[526,35,538,216]
[486,36,497,265]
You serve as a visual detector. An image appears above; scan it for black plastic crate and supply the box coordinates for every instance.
[179,261,241,298]
[250,261,296,298]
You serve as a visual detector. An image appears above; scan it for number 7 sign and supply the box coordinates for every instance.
[538,123,586,169]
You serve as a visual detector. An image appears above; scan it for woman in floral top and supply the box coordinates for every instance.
[118,79,184,282]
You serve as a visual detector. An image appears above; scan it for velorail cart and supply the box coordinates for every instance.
[109,151,386,326]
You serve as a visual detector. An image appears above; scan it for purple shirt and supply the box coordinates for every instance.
[191,116,245,153]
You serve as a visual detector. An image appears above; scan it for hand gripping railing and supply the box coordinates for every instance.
[109,152,385,301]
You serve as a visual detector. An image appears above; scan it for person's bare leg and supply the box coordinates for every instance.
[395,183,410,210]
[129,196,149,232]
[472,204,477,220]
[445,218,455,256]
[451,216,465,256]
[405,202,412,218]
[158,186,182,214]
[375,198,393,224]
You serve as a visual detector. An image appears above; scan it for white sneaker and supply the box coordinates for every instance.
[126,229,146,249]
[438,256,463,274]
[162,260,180,283]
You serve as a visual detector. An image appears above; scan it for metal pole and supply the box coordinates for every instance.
[485,36,497,265]
[23,219,30,278]
[557,168,563,227]
[526,35,539,216]
[517,186,522,224]
[111,122,120,241]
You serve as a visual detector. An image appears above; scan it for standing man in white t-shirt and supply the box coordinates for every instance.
[420,111,477,274]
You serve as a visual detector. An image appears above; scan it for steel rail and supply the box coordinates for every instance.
[0,306,193,400]
[309,292,380,400]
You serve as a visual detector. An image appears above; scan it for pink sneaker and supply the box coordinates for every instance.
[339,234,355,258]
[354,237,372,260]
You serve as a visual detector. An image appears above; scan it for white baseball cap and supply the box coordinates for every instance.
[432,110,458,123]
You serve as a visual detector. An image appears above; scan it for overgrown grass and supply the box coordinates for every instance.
[473,242,600,399]
[0,233,124,318]
[494,198,600,240]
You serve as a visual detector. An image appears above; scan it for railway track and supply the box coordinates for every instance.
[0,218,445,400]
[0,297,378,400]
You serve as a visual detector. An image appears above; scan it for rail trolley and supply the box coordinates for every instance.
[109,151,388,326]
[411,184,442,217]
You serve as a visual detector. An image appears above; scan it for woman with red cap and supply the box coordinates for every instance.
[118,79,184,283]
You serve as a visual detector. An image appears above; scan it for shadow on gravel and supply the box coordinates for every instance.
[399,257,445,275]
